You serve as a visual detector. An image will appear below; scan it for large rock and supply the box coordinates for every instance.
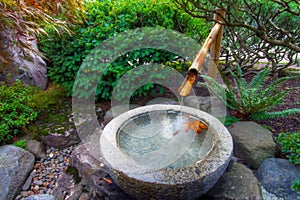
[53,137,133,200]
[146,97,179,105]
[279,65,300,77]
[71,143,103,178]
[228,121,276,169]
[103,104,140,124]
[0,30,48,89]
[25,140,46,160]
[52,172,83,200]
[0,145,35,200]
[205,161,262,200]
[22,194,56,200]
[183,96,211,111]
[183,96,228,118]
[257,158,300,200]
[40,128,81,148]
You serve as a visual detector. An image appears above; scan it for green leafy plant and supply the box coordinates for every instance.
[218,116,240,127]
[276,131,300,165]
[40,0,209,100]
[277,131,300,193]
[0,81,67,144]
[0,81,38,144]
[200,66,300,120]
[291,178,300,194]
[13,139,27,149]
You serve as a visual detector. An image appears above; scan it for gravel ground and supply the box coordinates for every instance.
[16,146,76,200]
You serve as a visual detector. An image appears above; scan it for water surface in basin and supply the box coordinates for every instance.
[117,110,214,169]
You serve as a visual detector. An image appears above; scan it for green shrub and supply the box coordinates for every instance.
[277,131,300,193]
[276,131,300,165]
[291,178,300,194]
[13,139,27,149]
[39,0,209,100]
[200,66,300,120]
[0,81,67,144]
[0,81,38,144]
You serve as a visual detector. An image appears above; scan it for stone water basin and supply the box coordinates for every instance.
[100,105,233,200]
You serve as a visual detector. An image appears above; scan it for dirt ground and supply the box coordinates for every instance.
[255,77,300,135]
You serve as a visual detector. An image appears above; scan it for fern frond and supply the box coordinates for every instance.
[250,108,300,120]
[251,90,290,113]
[199,75,237,111]
[236,65,248,89]
[249,68,270,89]
[228,69,248,109]
[250,76,296,110]
[237,66,252,108]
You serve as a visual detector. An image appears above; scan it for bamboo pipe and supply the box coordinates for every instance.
[178,9,226,97]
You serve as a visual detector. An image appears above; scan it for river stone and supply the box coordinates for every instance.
[22,194,56,200]
[257,158,300,200]
[0,30,48,89]
[206,160,262,199]
[0,145,35,200]
[228,121,276,169]
[104,104,140,124]
[25,140,47,160]
[22,170,35,191]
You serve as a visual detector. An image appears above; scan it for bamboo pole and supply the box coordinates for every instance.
[178,8,226,97]
[208,8,226,79]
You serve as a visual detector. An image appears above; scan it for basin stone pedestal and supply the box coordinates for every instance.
[100,105,233,200]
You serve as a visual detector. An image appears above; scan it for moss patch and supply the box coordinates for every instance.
[22,87,75,140]
[66,166,81,184]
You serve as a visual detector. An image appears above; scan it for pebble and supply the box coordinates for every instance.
[18,145,76,199]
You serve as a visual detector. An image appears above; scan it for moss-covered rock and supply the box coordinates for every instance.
[279,66,300,77]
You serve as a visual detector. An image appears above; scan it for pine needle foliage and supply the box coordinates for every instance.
[200,66,300,120]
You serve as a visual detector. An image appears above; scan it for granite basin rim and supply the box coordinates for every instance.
[100,104,233,199]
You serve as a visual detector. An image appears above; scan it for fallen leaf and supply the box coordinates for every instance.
[103,177,113,185]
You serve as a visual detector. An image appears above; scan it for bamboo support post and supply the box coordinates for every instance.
[208,8,226,79]
[178,8,226,97]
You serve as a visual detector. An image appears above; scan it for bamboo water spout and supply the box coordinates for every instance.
[178,8,226,97]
